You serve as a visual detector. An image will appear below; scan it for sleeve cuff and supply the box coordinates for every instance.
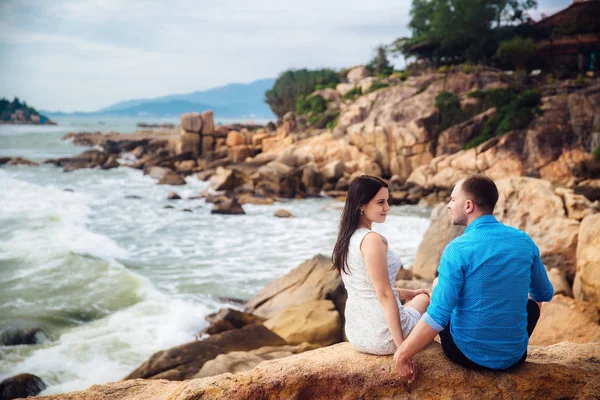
[422,312,444,333]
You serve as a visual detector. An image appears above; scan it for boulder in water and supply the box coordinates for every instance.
[0,373,47,400]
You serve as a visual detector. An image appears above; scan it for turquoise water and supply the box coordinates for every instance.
[0,119,431,394]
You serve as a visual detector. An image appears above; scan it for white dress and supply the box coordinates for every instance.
[342,228,422,355]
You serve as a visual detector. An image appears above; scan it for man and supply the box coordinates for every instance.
[394,175,553,383]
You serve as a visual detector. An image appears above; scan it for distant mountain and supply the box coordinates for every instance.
[44,79,276,119]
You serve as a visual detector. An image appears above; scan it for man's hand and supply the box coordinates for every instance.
[398,288,430,300]
[394,348,418,384]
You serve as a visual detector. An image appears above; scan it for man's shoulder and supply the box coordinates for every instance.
[496,221,534,242]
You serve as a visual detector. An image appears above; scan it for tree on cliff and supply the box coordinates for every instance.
[265,69,340,119]
[366,46,394,77]
[390,0,538,65]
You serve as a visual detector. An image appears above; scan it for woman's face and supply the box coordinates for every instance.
[361,187,391,224]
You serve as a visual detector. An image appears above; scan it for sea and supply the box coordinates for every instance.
[0,116,431,395]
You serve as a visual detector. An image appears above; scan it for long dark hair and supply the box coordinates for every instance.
[332,175,388,274]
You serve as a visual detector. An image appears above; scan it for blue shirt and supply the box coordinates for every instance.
[422,215,554,369]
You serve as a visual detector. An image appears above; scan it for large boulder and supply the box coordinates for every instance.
[211,197,245,215]
[529,295,600,346]
[181,112,203,133]
[411,177,586,282]
[435,108,496,156]
[124,324,285,381]
[193,343,317,379]
[263,300,342,347]
[574,213,600,308]
[37,342,600,400]
[201,308,265,336]
[346,66,369,82]
[179,131,201,157]
[0,373,47,400]
[209,167,251,191]
[201,110,215,135]
[494,177,580,281]
[411,203,465,280]
[244,255,346,320]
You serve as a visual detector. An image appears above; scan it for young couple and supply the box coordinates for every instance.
[333,175,553,382]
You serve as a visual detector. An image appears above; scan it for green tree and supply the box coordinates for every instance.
[495,36,537,72]
[366,46,394,77]
[265,69,340,118]
[391,0,538,65]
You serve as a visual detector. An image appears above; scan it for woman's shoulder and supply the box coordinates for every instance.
[359,230,388,249]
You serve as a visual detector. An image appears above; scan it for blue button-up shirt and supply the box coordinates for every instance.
[422,214,554,369]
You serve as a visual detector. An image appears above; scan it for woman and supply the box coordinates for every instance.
[332,175,430,357]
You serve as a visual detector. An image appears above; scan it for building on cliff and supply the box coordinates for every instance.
[535,0,600,76]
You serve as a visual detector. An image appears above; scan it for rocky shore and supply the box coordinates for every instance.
[1,69,599,399]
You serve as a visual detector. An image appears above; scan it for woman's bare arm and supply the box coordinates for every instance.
[361,232,404,347]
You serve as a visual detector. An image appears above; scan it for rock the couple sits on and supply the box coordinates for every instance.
[333,174,553,382]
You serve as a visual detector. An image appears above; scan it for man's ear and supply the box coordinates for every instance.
[465,199,474,214]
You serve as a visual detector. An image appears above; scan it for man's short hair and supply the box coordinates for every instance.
[460,175,499,214]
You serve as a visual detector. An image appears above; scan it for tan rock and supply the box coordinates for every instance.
[201,110,214,135]
[174,160,196,174]
[244,255,346,320]
[147,166,185,185]
[412,203,465,280]
[180,131,201,157]
[158,171,186,186]
[201,135,215,154]
[321,160,345,182]
[40,342,600,400]
[237,194,275,205]
[300,162,322,191]
[495,177,580,280]
[436,108,496,156]
[264,300,342,347]
[539,149,591,187]
[575,213,600,308]
[123,324,285,380]
[194,343,317,379]
[4,157,39,166]
[229,145,251,163]
[336,82,357,96]
[251,131,270,146]
[346,66,369,82]
[181,112,203,133]
[202,308,265,336]
[529,294,600,346]
[226,131,246,147]
[274,209,294,218]
[358,77,379,93]
[211,197,245,215]
[560,189,596,221]
[209,167,250,191]
[547,268,572,297]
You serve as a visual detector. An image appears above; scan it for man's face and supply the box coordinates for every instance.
[447,181,468,226]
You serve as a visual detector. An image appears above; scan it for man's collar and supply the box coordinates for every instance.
[465,214,498,232]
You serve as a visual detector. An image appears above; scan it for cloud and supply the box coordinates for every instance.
[0,0,569,111]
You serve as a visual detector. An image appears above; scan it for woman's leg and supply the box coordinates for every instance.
[404,293,430,315]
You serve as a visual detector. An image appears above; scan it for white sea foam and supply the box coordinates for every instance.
[0,123,432,395]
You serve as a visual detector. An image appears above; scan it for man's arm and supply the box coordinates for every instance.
[528,237,554,302]
[393,319,438,383]
[394,241,465,381]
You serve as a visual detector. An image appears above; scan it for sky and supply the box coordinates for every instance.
[0,0,572,112]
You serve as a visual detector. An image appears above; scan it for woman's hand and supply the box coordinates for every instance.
[394,349,418,384]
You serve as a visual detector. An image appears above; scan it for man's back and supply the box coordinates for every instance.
[424,215,554,369]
